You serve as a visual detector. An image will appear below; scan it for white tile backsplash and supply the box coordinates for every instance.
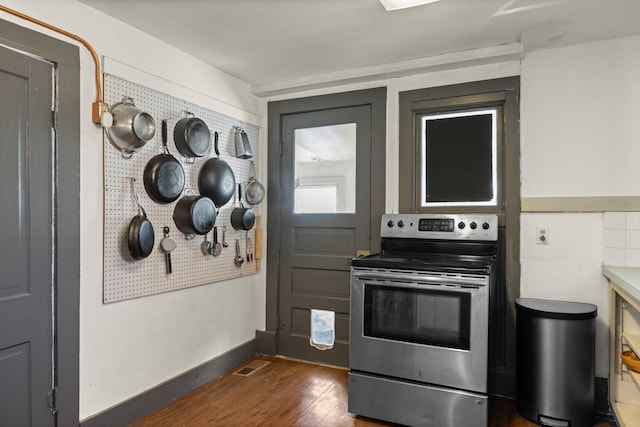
[628,212,640,230]
[627,249,640,266]
[604,229,626,248]
[604,212,626,229]
[604,248,626,266]
[628,230,640,248]
[604,212,640,267]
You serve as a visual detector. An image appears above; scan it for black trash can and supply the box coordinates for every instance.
[515,298,597,427]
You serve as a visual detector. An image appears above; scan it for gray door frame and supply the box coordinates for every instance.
[262,88,386,356]
[0,18,80,425]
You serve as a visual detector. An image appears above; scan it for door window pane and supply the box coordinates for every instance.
[420,109,497,207]
[294,123,356,213]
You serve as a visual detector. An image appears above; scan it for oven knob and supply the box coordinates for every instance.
[398,220,404,228]
[470,221,477,230]
[458,221,465,229]
[387,220,394,228]
[482,222,490,230]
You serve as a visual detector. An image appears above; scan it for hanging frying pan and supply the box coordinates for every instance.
[198,132,236,209]
[143,120,185,204]
[127,178,155,260]
[174,112,211,162]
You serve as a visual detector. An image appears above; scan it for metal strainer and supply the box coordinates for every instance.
[105,96,156,158]
[245,160,265,206]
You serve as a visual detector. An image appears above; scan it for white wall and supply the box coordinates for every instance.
[520,35,640,377]
[1,0,264,421]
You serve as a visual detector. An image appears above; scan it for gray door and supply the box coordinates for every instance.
[276,105,375,367]
[0,45,56,426]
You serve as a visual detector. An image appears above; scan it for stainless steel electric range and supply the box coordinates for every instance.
[348,213,499,427]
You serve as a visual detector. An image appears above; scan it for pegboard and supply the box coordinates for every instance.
[103,74,262,303]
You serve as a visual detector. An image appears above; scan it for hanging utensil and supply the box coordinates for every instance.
[222,226,229,248]
[127,178,155,260]
[234,239,244,268]
[255,215,262,271]
[211,226,222,257]
[246,232,254,263]
[201,227,222,257]
[160,226,176,274]
[201,231,213,255]
[234,126,253,159]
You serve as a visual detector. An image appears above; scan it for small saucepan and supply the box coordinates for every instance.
[231,184,255,231]
[143,120,185,204]
[127,178,155,260]
[173,112,211,162]
[173,189,217,238]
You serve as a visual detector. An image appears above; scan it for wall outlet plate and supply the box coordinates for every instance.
[536,226,550,245]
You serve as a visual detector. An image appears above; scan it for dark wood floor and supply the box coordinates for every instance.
[129,355,611,426]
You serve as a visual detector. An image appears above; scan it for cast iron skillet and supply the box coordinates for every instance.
[198,132,236,209]
[174,114,211,160]
[143,120,185,204]
[128,179,155,260]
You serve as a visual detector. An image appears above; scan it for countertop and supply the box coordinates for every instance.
[603,265,640,304]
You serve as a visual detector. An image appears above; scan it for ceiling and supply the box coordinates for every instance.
[80,0,640,96]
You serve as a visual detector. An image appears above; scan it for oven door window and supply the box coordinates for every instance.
[363,284,471,350]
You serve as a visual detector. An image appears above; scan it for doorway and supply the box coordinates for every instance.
[266,88,386,366]
[0,18,80,425]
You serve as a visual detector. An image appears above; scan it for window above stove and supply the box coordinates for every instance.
[398,77,520,216]
[420,108,498,207]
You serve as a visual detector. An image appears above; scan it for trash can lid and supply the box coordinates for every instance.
[515,297,597,320]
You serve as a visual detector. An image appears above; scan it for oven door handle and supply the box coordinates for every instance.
[351,269,488,288]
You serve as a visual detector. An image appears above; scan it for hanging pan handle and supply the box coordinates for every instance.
[161,120,169,155]
[129,177,146,218]
[214,131,220,158]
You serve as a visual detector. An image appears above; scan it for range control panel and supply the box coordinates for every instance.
[381,214,498,241]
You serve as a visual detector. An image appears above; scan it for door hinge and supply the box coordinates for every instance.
[277,315,286,330]
[51,110,58,129]
[47,387,58,414]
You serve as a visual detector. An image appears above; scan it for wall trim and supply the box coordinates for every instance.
[522,196,640,212]
[254,43,523,97]
[80,339,257,427]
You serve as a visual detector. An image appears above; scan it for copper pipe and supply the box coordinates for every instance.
[0,4,105,124]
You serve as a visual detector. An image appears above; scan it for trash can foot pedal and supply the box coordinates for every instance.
[538,415,569,427]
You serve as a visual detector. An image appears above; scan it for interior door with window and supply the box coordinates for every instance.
[267,88,386,367]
